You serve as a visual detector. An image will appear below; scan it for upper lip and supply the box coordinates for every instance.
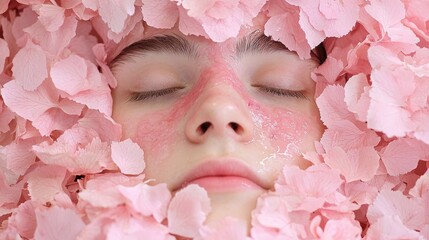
[174,159,269,191]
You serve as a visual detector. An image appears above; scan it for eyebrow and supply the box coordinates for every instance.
[109,34,199,69]
[235,31,288,57]
[110,32,326,69]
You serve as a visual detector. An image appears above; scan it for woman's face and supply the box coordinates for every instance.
[111,28,324,227]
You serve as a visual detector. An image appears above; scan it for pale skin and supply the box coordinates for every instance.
[111,27,324,231]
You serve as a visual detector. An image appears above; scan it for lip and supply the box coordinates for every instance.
[175,160,268,192]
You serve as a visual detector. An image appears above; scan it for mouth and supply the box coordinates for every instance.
[175,160,268,193]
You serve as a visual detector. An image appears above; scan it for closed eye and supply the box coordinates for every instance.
[128,86,185,102]
[254,85,308,100]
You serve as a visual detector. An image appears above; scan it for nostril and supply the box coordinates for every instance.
[198,122,211,134]
[229,122,243,134]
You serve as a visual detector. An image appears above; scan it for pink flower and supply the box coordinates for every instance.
[33,4,66,32]
[286,0,360,46]
[367,45,429,144]
[111,139,145,175]
[367,189,426,233]
[364,0,419,44]
[82,0,135,34]
[118,183,171,222]
[264,0,312,59]
[50,54,112,116]
[34,206,85,240]
[142,0,266,42]
[167,184,211,238]
[33,132,113,175]
[11,40,47,91]
[381,138,429,176]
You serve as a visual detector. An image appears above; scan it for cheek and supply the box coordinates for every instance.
[132,108,183,161]
[248,101,317,156]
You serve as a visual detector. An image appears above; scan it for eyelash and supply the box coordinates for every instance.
[256,86,307,99]
[128,87,184,102]
[128,86,307,102]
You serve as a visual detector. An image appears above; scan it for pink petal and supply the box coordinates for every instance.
[34,207,85,240]
[26,165,68,203]
[320,120,380,151]
[324,146,379,182]
[77,109,122,142]
[34,128,113,174]
[50,54,91,96]
[0,173,22,212]
[264,0,312,59]
[50,54,112,115]
[279,165,343,199]
[5,138,38,176]
[367,68,415,138]
[97,0,135,34]
[24,16,78,56]
[168,184,211,238]
[315,218,361,240]
[105,214,172,240]
[344,73,371,122]
[0,0,10,14]
[33,4,65,32]
[0,38,9,72]
[11,40,47,91]
[1,80,57,122]
[381,138,426,176]
[410,170,429,198]
[316,85,355,127]
[177,7,208,38]
[0,101,15,134]
[364,0,405,29]
[111,139,145,175]
[141,0,178,29]
[367,189,425,230]
[118,183,171,222]
[365,216,424,240]
[32,108,80,136]
[8,201,37,239]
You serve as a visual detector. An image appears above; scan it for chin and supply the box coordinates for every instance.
[204,188,266,231]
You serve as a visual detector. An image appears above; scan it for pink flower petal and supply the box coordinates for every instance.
[141,0,178,29]
[168,184,211,238]
[324,146,379,182]
[316,85,355,127]
[0,38,9,72]
[94,0,135,34]
[367,189,425,230]
[344,73,371,122]
[11,40,47,91]
[365,215,424,240]
[24,16,78,56]
[34,127,113,174]
[34,206,85,240]
[26,165,68,203]
[381,138,427,176]
[1,80,57,123]
[104,211,172,240]
[264,0,312,59]
[0,0,10,14]
[33,4,65,32]
[8,201,37,239]
[111,139,145,175]
[50,54,93,96]
[118,183,171,222]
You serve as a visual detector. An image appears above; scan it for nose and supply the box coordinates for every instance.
[185,85,254,143]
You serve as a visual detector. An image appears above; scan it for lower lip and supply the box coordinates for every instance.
[186,176,263,192]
